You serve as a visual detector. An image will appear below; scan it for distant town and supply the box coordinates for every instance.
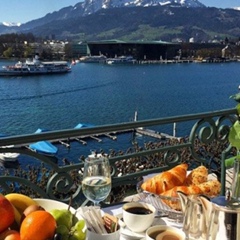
[0,33,240,62]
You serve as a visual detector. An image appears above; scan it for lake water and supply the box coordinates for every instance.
[0,60,239,163]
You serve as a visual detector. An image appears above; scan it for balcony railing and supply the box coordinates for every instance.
[0,108,237,207]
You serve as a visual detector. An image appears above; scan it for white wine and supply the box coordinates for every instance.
[82,176,111,203]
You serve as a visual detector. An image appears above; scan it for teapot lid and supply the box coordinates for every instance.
[211,196,227,206]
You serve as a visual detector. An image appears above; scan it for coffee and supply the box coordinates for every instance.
[150,230,181,240]
[125,206,152,215]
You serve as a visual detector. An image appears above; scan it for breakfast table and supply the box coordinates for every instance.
[102,194,183,240]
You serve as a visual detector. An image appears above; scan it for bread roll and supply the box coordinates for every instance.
[184,165,208,186]
[141,163,188,195]
[197,180,221,197]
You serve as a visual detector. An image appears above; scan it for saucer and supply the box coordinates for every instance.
[120,216,166,240]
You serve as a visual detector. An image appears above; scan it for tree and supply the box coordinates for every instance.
[24,46,33,58]
[3,47,13,58]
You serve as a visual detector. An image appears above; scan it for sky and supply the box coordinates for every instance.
[0,0,239,23]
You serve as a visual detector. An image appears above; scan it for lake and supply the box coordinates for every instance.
[0,60,239,162]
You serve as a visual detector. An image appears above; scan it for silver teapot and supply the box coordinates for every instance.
[177,191,208,240]
[178,191,240,240]
[199,195,240,240]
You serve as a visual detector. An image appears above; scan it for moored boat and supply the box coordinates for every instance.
[0,146,20,162]
[29,141,58,156]
[29,129,58,156]
[0,55,71,76]
[106,55,137,65]
[0,134,20,162]
[79,55,107,63]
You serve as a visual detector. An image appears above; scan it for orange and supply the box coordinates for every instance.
[20,210,56,240]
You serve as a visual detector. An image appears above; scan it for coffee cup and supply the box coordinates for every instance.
[146,225,185,240]
[122,202,156,232]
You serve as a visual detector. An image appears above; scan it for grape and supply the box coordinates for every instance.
[56,225,69,240]
[72,214,79,225]
[69,220,86,240]
[53,233,62,240]
[69,231,86,240]
[74,220,86,231]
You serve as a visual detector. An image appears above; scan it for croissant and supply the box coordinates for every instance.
[160,180,221,210]
[160,185,203,210]
[161,185,203,198]
[141,163,188,195]
[184,165,208,186]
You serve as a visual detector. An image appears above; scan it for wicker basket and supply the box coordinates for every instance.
[136,180,183,223]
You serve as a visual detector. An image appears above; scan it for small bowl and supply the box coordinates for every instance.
[146,225,185,240]
[87,227,120,240]
[122,202,156,233]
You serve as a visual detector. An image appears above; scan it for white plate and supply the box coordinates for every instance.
[33,198,82,219]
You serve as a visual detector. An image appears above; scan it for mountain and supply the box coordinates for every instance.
[79,0,205,16]
[1,0,205,34]
[0,0,240,43]
[2,22,21,27]
[26,6,240,42]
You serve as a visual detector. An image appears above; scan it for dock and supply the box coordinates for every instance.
[135,128,177,140]
[49,129,133,148]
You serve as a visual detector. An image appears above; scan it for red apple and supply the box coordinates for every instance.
[0,229,20,240]
[0,195,15,233]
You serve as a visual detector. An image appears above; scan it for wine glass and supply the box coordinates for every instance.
[82,156,112,206]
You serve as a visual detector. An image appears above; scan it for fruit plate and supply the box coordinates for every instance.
[33,198,82,219]
[136,181,183,223]
[33,198,87,239]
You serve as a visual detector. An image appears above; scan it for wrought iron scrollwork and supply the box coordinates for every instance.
[46,167,83,203]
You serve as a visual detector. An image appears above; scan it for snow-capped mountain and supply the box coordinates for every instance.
[2,22,21,27]
[0,0,205,28]
[81,0,205,15]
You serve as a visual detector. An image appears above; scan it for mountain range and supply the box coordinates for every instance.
[0,0,240,43]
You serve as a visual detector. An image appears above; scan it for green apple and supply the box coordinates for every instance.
[50,209,73,230]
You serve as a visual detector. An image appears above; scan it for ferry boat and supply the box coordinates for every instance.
[0,55,71,76]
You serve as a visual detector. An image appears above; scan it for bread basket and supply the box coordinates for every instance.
[136,180,183,223]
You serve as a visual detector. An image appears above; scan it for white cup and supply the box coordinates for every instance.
[122,202,156,232]
[146,225,185,240]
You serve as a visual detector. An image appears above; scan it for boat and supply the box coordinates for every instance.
[74,123,94,129]
[106,55,137,65]
[0,134,20,162]
[0,145,20,162]
[0,55,71,76]
[29,141,58,156]
[79,55,107,63]
[29,129,58,156]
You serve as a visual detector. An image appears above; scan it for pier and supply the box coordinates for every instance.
[135,128,177,140]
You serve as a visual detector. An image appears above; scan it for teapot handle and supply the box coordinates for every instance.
[198,195,212,224]
[176,191,188,212]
